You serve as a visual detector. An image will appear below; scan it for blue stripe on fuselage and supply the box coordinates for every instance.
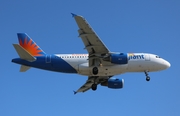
[51,55,77,73]
[12,55,77,73]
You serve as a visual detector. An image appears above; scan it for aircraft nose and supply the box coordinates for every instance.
[163,60,171,69]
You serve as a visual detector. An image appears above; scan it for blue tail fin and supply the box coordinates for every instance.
[17,33,46,56]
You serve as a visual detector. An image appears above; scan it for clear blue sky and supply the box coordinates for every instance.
[1,0,180,116]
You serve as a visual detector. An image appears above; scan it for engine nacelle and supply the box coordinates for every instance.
[101,78,124,89]
[103,53,128,64]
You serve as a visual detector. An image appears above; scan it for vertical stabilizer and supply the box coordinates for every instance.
[17,33,46,56]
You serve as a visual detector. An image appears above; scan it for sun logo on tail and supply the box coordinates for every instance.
[19,37,43,56]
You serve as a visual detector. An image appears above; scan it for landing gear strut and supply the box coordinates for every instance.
[145,71,150,81]
[91,76,98,91]
[92,67,98,75]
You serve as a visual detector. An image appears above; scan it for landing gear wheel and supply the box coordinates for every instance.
[146,76,150,81]
[92,67,98,75]
[144,71,150,81]
[91,84,97,91]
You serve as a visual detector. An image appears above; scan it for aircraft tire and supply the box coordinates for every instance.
[146,76,150,81]
[92,67,98,75]
[91,84,97,91]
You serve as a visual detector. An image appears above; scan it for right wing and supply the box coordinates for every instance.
[72,13,111,66]
[72,13,110,56]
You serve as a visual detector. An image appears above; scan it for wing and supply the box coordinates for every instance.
[74,76,94,94]
[72,13,111,66]
[72,14,112,94]
[74,76,109,94]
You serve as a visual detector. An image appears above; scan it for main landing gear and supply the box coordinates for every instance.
[92,67,98,75]
[145,71,150,81]
[91,76,98,91]
[91,84,97,91]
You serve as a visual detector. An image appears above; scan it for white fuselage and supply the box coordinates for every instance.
[55,53,170,76]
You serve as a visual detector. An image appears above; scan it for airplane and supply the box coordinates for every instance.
[12,13,171,94]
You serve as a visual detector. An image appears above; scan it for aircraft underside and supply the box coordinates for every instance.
[12,13,170,94]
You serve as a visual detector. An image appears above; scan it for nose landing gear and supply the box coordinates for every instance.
[146,76,150,81]
[145,71,150,81]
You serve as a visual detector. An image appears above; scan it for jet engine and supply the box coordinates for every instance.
[101,78,124,89]
[103,53,128,64]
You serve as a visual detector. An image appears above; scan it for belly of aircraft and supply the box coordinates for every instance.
[77,63,128,76]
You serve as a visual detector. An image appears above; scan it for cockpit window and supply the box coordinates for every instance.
[156,56,160,58]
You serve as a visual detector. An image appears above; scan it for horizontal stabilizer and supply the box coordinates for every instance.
[20,65,31,72]
[13,44,36,61]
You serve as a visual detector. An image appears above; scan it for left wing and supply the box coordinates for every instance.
[74,76,109,94]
